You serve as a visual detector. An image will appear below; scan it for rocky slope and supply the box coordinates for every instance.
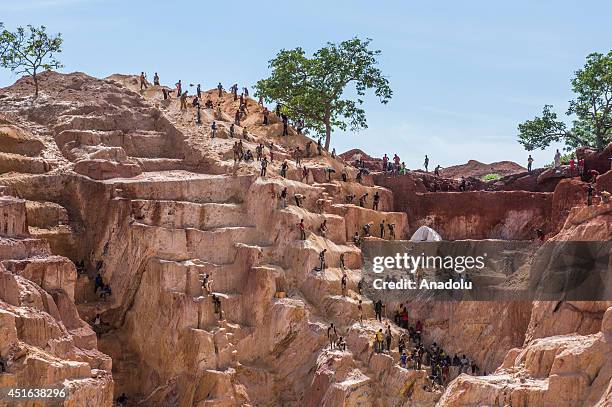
[0,71,609,406]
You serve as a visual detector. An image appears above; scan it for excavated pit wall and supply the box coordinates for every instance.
[374,174,554,240]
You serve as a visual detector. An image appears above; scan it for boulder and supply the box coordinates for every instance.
[0,124,45,156]
[74,159,142,180]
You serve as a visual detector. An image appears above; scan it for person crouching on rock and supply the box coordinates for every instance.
[293,193,304,208]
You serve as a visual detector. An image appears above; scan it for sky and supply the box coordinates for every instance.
[1,0,611,169]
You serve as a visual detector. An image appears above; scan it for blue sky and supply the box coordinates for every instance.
[1,0,611,169]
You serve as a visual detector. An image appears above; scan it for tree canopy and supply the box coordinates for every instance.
[255,37,392,150]
[0,23,63,98]
[518,51,612,151]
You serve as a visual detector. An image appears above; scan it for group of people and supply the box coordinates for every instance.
[371,303,482,386]
[355,219,397,242]
[380,154,433,175]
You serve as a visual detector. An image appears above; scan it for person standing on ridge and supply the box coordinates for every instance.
[382,154,389,172]
[569,157,575,176]
[139,72,147,90]
[374,299,383,322]
[319,220,328,237]
[281,114,289,136]
[319,249,327,271]
[359,193,368,208]
[217,82,223,97]
[196,84,201,98]
[211,121,217,138]
[358,299,364,324]
[328,323,338,350]
[232,142,240,163]
[280,161,288,178]
[554,149,561,169]
[260,156,268,177]
[180,91,188,110]
[279,187,288,209]
[297,219,306,240]
[176,80,182,97]
[374,329,384,353]
[587,184,594,206]
[153,72,159,86]
[317,139,323,156]
[294,147,303,166]
[434,165,441,177]
[387,223,396,240]
[393,154,400,171]
[424,155,429,172]
[527,155,534,172]
[459,176,467,192]
[373,191,380,210]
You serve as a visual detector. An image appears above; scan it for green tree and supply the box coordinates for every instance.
[518,51,612,151]
[255,38,392,150]
[0,24,63,98]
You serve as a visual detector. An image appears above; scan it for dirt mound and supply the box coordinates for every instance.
[440,159,525,179]
[339,148,382,170]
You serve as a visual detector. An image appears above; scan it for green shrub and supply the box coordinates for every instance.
[481,173,501,181]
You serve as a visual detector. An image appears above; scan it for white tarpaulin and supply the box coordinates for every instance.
[410,226,442,242]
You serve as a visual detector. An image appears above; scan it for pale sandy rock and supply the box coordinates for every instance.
[0,124,45,156]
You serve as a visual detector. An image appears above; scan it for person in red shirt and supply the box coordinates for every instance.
[297,219,306,240]
[569,158,575,176]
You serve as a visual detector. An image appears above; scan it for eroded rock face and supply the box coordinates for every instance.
[408,191,552,240]
[438,320,611,407]
[0,194,113,406]
[0,71,608,407]
[577,143,612,175]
